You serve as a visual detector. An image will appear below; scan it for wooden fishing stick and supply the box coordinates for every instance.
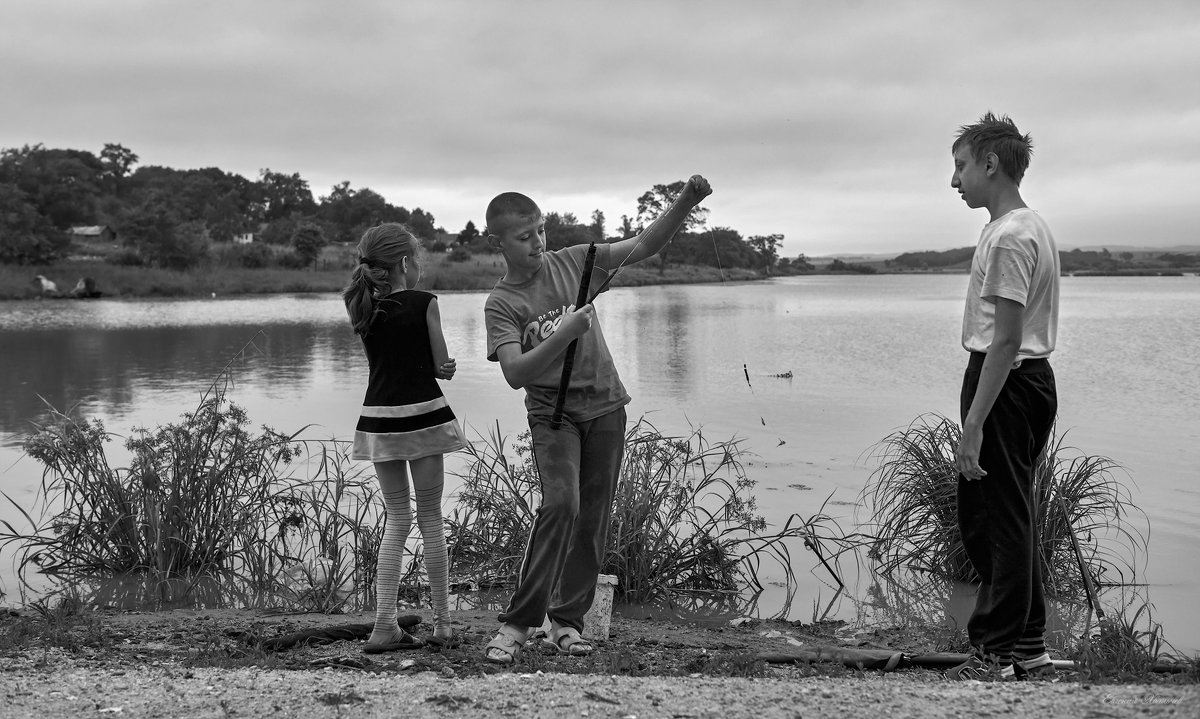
[551,242,597,430]
[1057,492,1105,620]
[804,532,845,590]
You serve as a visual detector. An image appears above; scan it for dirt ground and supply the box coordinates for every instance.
[2,606,1197,718]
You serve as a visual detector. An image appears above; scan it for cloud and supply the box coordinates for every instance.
[2,0,1197,254]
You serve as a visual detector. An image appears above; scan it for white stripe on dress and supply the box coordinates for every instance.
[359,396,449,418]
[351,420,466,462]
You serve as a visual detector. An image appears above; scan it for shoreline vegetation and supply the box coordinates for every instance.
[4,246,1198,302]
[1,365,1196,688]
[0,250,764,301]
[3,142,1198,301]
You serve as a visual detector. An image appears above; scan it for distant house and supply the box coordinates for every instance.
[233,232,255,245]
[69,225,118,243]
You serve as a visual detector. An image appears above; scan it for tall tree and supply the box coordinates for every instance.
[634,181,709,233]
[100,143,139,195]
[618,214,635,239]
[317,182,399,244]
[544,212,592,250]
[747,234,783,275]
[635,180,710,274]
[457,220,479,245]
[0,182,67,264]
[0,144,103,228]
[258,169,315,222]
[590,209,605,242]
[406,208,438,240]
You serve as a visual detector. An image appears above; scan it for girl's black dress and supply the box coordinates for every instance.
[351,290,466,461]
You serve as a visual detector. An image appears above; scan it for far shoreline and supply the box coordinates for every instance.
[4,259,1196,302]
[2,254,774,302]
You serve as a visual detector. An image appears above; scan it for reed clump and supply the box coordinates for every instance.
[6,385,299,579]
[0,371,399,614]
[447,418,848,608]
[4,364,846,619]
[859,413,1146,598]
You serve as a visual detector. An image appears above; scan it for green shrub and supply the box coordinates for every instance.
[226,242,274,269]
[105,248,144,266]
[290,223,326,267]
[0,231,71,266]
[275,250,309,269]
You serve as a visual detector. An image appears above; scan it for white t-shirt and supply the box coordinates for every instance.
[961,207,1060,359]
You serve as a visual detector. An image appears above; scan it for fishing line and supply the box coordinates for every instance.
[709,227,726,283]
[743,362,787,446]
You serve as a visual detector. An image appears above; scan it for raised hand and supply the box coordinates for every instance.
[682,174,713,205]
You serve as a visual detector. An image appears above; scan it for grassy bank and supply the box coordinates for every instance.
[0,247,762,300]
[1,604,1195,688]
[1,363,1196,684]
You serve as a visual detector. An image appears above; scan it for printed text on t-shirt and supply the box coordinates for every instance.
[522,304,573,348]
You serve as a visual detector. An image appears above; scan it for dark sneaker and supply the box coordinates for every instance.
[948,654,1009,681]
[1011,653,1057,681]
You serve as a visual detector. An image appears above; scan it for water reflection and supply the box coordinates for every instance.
[0,323,367,448]
[2,277,1198,652]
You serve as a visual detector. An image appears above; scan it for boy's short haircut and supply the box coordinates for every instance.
[486,192,541,235]
[953,111,1034,185]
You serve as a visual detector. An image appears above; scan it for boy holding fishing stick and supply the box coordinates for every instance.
[481,174,712,663]
[947,112,1061,681]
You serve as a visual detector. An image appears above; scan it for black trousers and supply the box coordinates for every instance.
[957,352,1057,661]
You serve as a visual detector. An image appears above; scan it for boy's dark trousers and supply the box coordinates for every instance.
[957,352,1057,662]
[498,406,627,632]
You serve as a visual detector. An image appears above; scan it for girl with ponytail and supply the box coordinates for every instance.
[343,223,465,652]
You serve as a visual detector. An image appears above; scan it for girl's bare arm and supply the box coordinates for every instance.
[426,298,456,380]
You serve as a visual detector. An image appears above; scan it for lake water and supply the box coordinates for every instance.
[1,275,1197,653]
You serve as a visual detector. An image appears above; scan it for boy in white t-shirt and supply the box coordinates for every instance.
[947,112,1061,681]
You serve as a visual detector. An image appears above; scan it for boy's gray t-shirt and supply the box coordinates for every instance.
[484,243,630,422]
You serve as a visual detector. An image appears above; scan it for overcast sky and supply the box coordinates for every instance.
[3,0,1197,256]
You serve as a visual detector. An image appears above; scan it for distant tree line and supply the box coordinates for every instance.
[1,143,804,275]
[449,180,803,274]
[887,247,975,270]
[0,143,439,269]
[886,245,1198,274]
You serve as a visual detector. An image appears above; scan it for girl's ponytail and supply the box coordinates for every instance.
[342,223,420,336]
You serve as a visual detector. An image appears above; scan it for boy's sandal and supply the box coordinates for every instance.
[484,626,533,664]
[542,626,593,656]
[363,628,425,654]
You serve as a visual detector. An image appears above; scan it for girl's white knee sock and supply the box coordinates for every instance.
[372,485,412,636]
